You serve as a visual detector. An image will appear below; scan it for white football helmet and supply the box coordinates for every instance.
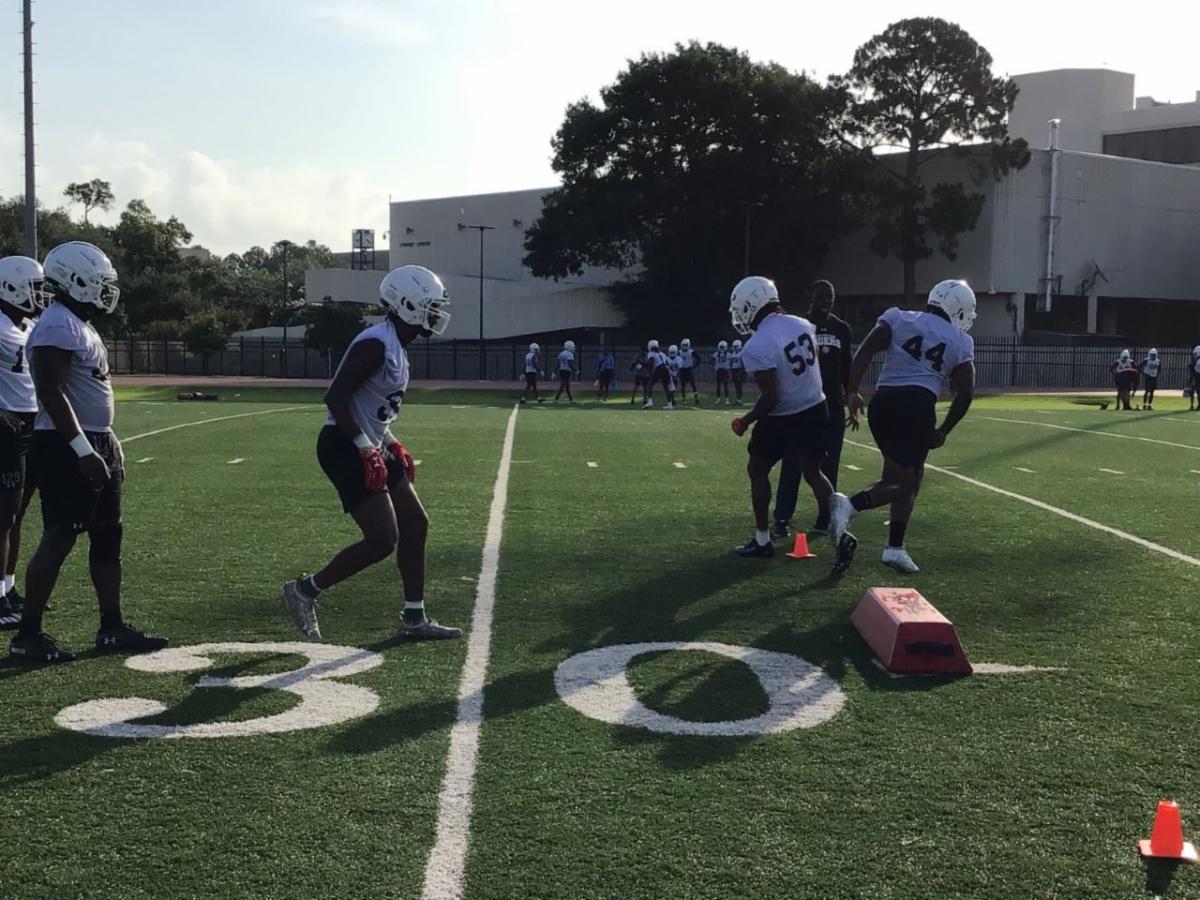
[680,338,691,351]
[732,339,743,351]
[379,265,450,335]
[717,340,728,352]
[1149,348,1159,359]
[926,279,976,332]
[729,275,780,335]
[529,342,540,353]
[668,344,678,357]
[564,340,576,353]
[1192,345,1200,358]
[647,339,659,352]
[0,255,46,314]
[43,241,119,312]
[1119,349,1131,362]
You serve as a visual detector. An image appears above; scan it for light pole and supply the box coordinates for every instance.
[464,224,495,379]
[22,0,36,258]
[740,200,763,276]
[280,240,292,376]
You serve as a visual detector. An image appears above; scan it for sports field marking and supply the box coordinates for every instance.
[414,459,422,466]
[586,461,598,468]
[135,457,154,463]
[981,416,1200,452]
[871,658,1063,678]
[422,404,519,900]
[227,458,245,465]
[846,439,1200,568]
[673,461,687,469]
[1190,470,1200,475]
[1013,467,1036,474]
[845,464,862,471]
[123,405,316,444]
[1098,468,1125,475]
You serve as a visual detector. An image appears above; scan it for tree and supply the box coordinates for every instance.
[182,310,230,372]
[836,17,1031,301]
[63,179,115,224]
[302,302,364,361]
[524,41,863,336]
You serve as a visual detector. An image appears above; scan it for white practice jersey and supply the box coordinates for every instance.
[667,355,684,378]
[679,348,695,368]
[875,307,974,397]
[647,350,668,371]
[524,351,539,374]
[325,320,410,448]
[557,350,575,371]
[729,349,744,370]
[29,300,114,432]
[714,350,731,371]
[740,313,826,416]
[0,310,35,413]
[1114,358,1136,374]
[1194,356,1200,375]
[1142,358,1161,378]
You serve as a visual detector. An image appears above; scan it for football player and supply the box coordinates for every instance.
[772,280,853,539]
[666,344,685,406]
[596,347,616,401]
[1139,348,1160,411]
[553,340,577,403]
[520,342,544,405]
[713,340,731,404]
[11,242,167,663]
[1111,349,1137,411]
[630,348,650,405]
[730,339,747,406]
[281,265,461,642]
[643,340,675,410]
[828,279,977,576]
[0,256,44,629]
[728,276,836,559]
[677,338,699,404]
[1191,346,1200,411]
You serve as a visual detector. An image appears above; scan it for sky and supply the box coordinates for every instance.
[0,0,1194,255]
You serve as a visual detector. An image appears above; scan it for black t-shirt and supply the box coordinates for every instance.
[814,314,853,406]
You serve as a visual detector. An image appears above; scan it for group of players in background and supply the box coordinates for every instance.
[1109,346,1200,412]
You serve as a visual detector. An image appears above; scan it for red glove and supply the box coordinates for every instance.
[387,440,416,483]
[360,448,388,492]
[731,418,748,437]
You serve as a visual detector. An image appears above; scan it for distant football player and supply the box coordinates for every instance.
[1189,346,1200,411]
[630,349,650,405]
[596,347,616,401]
[1139,348,1160,411]
[281,265,461,642]
[728,276,835,559]
[553,340,577,403]
[713,340,732,404]
[666,344,685,405]
[11,242,167,663]
[829,279,977,576]
[520,342,544,405]
[0,256,44,629]
[730,338,747,406]
[1111,349,1137,411]
[677,338,699,404]
[772,279,853,538]
[643,339,675,410]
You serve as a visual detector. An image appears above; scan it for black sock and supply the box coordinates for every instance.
[850,491,874,512]
[100,609,124,632]
[888,520,908,547]
[299,575,321,599]
[402,605,426,624]
[17,608,42,637]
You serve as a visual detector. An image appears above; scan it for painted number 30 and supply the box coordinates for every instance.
[55,643,383,739]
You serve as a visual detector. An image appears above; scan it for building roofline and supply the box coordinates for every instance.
[390,186,558,206]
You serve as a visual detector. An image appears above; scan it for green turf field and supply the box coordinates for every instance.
[2,386,1199,899]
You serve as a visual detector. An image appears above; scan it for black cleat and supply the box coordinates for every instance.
[771,521,790,540]
[10,631,75,664]
[6,588,24,614]
[0,596,20,631]
[736,537,775,559]
[95,623,169,655]
[397,618,462,641]
[831,532,858,577]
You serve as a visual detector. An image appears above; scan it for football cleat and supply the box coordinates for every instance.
[771,521,790,540]
[397,618,462,641]
[664,402,675,411]
[643,399,654,409]
[9,631,75,664]
[882,546,920,574]
[0,596,20,630]
[6,587,24,614]
[95,623,170,655]
[281,578,322,641]
[827,493,855,545]
[735,537,775,559]
[830,532,858,577]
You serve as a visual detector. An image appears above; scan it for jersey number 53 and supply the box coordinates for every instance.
[783,334,817,375]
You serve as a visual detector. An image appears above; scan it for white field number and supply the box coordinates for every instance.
[55,642,383,739]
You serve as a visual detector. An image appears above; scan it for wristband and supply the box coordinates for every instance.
[70,434,93,457]
[352,433,373,452]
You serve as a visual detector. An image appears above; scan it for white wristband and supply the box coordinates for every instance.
[69,433,93,457]
[352,433,373,451]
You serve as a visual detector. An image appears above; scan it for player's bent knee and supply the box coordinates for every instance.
[88,519,124,566]
[365,529,399,562]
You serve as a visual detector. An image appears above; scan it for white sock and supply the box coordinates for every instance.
[3,575,13,594]
[756,529,771,546]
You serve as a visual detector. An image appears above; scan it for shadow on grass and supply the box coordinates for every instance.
[1143,859,1182,896]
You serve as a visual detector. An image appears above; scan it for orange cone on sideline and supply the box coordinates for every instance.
[1139,801,1198,862]
[785,532,816,559]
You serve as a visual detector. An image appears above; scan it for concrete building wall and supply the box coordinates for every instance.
[1009,69,1135,153]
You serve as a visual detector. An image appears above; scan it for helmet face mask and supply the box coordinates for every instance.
[729,276,779,335]
[717,340,728,352]
[43,242,120,313]
[926,279,977,332]
[732,339,743,351]
[680,338,690,350]
[668,344,678,357]
[564,340,576,353]
[647,340,659,353]
[529,342,539,353]
[0,256,47,314]
[379,265,450,335]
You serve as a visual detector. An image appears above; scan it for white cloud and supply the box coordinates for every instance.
[301,0,433,48]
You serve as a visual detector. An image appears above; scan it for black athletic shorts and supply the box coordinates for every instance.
[35,429,124,534]
[652,366,673,390]
[1143,375,1158,390]
[524,372,538,388]
[732,368,746,386]
[748,401,829,467]
[868,387,937,469]
[317,425,407,514]
[598,370,614,387]
[0,412,35,492]
[679,367,696,385]
[716,369,730,384]
[558,369,573,382]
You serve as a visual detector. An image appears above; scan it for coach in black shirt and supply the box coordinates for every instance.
[773,279,853,537]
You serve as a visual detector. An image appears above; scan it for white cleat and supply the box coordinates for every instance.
[643,399,654,409]
[281,579,322,641]
[881,546,920,575]
[827,493,855,546]
[664,402,675,410]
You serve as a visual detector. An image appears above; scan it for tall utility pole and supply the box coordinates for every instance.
[280,241,291,377]
[22,0,36,258]
[464,225,494,379]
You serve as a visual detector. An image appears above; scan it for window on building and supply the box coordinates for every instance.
[1103,126,1200,164]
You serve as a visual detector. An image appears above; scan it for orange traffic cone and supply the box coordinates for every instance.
[1139,801,1198,862]
[785,532,816,560]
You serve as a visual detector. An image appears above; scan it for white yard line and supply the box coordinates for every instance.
[122,405,316,444]
[1098,468,1125,475]
[673,462,687,469]
[422,404,519,900]
[135,457,154,464]
[846,438,1200,568]
[845,464,862,472]
[980,416,1200,452]
[586,461,598,468]
[1013,467,1036,474]
[227,458,245,465]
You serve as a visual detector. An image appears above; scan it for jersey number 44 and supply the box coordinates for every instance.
[900,335,948,372]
